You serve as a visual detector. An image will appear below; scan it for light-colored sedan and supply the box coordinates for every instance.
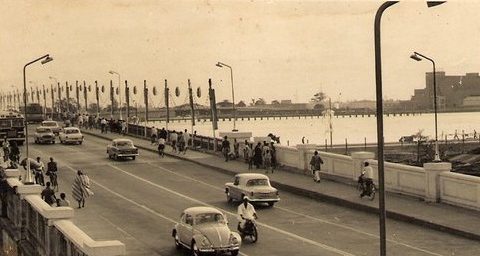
[107,138,139,160]
[225,173,280,207]
[41,120,61,135]
[59,127,84,145]
[172,207,241,256]
[33,127,55,144]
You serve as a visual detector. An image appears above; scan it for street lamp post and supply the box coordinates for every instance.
[216,62,237,132]
[410,51,441,162]
[49,76,58,118]
[23,54,53,184]
[109,70,123,120]
[374,2,444,255]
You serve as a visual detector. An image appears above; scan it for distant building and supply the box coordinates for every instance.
[463,96,480,106]
[410,72,480,110]
[280,100,292,104]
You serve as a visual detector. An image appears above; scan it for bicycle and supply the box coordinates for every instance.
[358,177,376,201]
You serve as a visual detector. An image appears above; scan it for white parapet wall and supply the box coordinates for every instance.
[439,172,480,210]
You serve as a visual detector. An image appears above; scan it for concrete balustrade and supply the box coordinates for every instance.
[439,171,480,210]
[0,169,126,256]
[270,145,480,211]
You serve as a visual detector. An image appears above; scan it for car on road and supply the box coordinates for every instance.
[172,206,241,256]
[59,127,84,145]
[225,173,280,207]
[41,120,61,135]
[107,138,138,160]
[33,127,55,144]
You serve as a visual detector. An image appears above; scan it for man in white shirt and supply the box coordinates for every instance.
[182,129,190,154]
[360,162,374,198]
[237,197,257,231]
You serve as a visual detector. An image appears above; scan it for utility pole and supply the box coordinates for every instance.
[188,79,195,135]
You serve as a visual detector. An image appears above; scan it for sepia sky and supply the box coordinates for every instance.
[1,0,480,105]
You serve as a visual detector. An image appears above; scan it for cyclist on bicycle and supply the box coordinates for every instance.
[360,161,374,198]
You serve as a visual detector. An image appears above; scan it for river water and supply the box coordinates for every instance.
[145,112,480,145]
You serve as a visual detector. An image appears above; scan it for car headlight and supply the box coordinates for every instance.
[229,234,239,245]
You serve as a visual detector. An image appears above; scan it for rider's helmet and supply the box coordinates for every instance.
[242,196,249,202]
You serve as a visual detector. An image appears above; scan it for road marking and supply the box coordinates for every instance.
[33,140,443,256]
[144,162,445,256]
[29,146,249,256]
[107,164,355,256]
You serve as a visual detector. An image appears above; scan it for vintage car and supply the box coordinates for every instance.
[172,207,241,256]
[59,127,84,145]
[107,138,138,160]
[225,173,279,207]
[33,127,55,144]
[41,120,61,135]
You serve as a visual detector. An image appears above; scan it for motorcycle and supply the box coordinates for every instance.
[358,175,376,201]
[238,218,258,243]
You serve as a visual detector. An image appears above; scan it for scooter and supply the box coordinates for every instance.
[238,218,258,243]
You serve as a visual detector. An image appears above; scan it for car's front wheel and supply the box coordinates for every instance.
[268,202,275,207]
[173,231,181,250]
[132,156,136,160]
[231,250,239,256]
[191,241,202,256]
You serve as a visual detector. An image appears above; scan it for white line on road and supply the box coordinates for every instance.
[145,162,445,256]
[107,164,355,256]
[38,139,443,256]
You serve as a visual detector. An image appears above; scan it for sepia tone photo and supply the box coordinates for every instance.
[1,1,480,255]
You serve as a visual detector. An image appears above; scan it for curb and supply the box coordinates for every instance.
[82,130,480,242]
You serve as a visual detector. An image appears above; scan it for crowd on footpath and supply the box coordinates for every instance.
[0,138,94,209]
[55,113,131,135]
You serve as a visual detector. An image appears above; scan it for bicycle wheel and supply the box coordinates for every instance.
[368,184,376,201]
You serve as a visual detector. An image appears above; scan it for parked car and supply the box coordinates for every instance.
[41,120,61,135]
[59,127,84,145]
[225,173,280,207]
[172,207,241,256]
[34,127,55,144]
[107,138,138,160]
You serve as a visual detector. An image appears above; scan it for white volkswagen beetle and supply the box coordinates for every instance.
[172,207,241,256]
[59,127,84,144]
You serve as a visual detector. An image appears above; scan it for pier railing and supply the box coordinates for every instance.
[0,169,125,256]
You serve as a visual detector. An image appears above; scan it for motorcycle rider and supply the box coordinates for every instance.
[237,196,258,232]
[360,161,374,198]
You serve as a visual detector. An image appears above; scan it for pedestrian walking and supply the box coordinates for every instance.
[2,139,9,163]
[56,193,71,207]
[233,139,239,159]
[41,182,56,206]
[264,149,272,173]
[183,129,190,154]
[158,137,165,157]
[35,157,45,186]
[9,141,20,164]
[178,132,185,153]
[310,151,323,183]
[47,157,58,192]
[72,170,94,208]
[270,142,277,170]
[170,130,178,152]
[151,126,158,145]
[121,121,127,135]
[247,143,254,170]
[253,142,263,169]
[221,136,230,162]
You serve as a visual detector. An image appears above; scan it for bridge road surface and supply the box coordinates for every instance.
[25,129,480,256]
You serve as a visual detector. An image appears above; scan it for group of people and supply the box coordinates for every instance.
[242,140,277,173]
[150,127,194,156]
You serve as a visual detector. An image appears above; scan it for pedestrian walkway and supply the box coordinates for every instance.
[82,128,480,241]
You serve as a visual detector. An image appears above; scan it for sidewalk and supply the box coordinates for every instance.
[82,128,480,241]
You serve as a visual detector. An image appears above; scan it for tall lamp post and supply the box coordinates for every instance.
[215,62,238,132]
[410,51,441,162]
[374,1,444,255]
[23,54,53,184]
[109,70,123,120]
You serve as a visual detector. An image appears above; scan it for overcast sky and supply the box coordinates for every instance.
[1,0,479,106]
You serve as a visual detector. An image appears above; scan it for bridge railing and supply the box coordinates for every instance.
[1,169,125,256]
